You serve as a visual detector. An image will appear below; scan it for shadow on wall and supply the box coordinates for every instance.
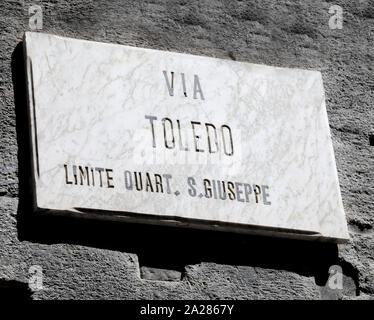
[0,279,32,300]
[11,41,346,289]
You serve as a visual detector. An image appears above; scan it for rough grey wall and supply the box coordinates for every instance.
[0,0,373,300]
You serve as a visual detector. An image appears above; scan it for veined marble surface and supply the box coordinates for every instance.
[24,32,349,242]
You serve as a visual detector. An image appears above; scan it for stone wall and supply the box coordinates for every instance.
[0,0,373,299]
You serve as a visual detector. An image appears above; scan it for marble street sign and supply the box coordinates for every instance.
[23,32,349,242]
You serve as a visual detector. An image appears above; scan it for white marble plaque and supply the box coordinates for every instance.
[24,32,349,242]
